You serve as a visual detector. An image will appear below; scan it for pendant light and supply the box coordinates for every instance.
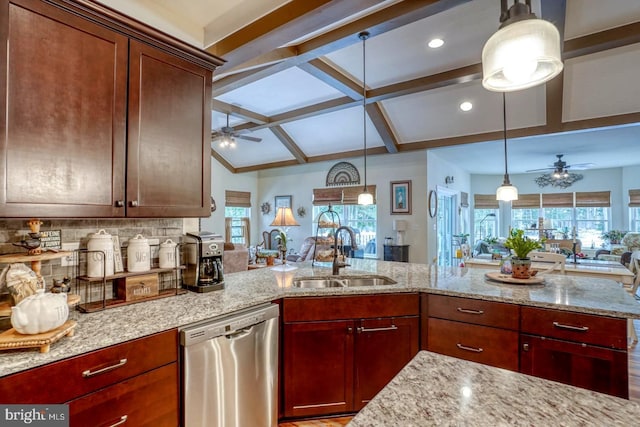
[496,93,518,201]
[482,0,563,92]
[357,31,374,206]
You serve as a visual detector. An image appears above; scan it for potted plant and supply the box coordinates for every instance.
[602,230,627,245]
[504,229,544,279]
[274,229,290,261]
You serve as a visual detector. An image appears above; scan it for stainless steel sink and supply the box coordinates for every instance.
[292,275,397,288]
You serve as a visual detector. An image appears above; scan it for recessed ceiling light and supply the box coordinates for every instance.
[428,38,444,48]
[459,101,473,112]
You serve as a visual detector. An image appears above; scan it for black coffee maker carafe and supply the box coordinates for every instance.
[182,232,225,293]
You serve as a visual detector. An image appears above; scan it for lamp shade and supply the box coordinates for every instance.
[357,190,374,206]
[393,219,407,232]
[482,19,563,92]
[270,207,299,227]
[496,183,519,201]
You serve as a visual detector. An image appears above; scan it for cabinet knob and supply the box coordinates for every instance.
[115,200,124,207]
[129,200,139,207]
[522,343,530,352]
[347,327,353,334]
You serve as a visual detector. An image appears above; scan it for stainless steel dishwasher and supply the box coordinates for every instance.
[180,303,279,427]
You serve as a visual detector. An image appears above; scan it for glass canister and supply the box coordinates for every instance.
[158,239,178,269]
[87,229,114,277]
[127,234,151,272]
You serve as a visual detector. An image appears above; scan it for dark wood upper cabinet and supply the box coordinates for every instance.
[127,40,212,217]
[0,0,128,217]
[0,0,218,218]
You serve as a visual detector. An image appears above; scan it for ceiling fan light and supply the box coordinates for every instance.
[496,182,518,201]
[482,19,563,92]
[358,190,374,206]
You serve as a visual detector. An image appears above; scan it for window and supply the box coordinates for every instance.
[511,194,541,239]
[630,189,640,232]
[312,204,377,257]
[225,190,251,245]
[474,209,499,242]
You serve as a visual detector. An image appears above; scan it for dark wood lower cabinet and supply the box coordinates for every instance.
[281,294,420,419]
[520,334,629,399]
[68,363,179,427]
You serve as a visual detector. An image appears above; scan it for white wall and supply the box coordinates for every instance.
[257,151,430,263]
[200,158,259,241]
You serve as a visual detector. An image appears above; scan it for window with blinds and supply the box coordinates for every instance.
[473,194,499,209]
[312,186,377,205]
[225,190,251,245]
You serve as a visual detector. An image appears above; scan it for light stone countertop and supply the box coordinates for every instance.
[2,259,640,378]
[348,350,640,426]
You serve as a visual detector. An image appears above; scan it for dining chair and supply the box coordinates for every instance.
[529,251,566,274]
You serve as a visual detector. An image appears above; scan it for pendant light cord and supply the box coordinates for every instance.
[360,31,369,191]
[502,92,510,183]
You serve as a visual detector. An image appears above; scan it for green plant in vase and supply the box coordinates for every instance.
[504,229,544,279]
[602,230,627,245]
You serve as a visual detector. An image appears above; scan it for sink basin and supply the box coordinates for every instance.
[292,275,397,288]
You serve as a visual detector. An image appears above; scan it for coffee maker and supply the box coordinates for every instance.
[182,231,225,293]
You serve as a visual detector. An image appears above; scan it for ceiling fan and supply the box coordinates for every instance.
[212,113,262,148]
[526,154,595,177]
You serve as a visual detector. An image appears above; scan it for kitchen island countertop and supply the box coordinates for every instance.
[349,350,640,426]
[2,259,640,377]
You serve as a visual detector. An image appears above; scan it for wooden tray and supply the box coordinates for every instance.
[0,320,77,353]
[485,271,545,285]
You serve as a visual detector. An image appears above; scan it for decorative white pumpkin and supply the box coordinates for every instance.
[11,290,69,334]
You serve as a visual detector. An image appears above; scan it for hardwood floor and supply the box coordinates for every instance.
[279,416,353,427]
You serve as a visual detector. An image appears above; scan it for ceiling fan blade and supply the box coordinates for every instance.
[236,134,262,142]
[567,163,595,170]
[525,167,555,173]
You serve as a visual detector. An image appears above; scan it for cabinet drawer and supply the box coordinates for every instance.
[0,329,178,404]
[521,306,626,349]
[283,294,419,322]
[427,294,519,330]
[427,318,519,371]
[68,362,179,427]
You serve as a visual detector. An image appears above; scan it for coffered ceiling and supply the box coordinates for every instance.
[96,0,640,174]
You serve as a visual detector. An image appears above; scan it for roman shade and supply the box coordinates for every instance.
[629,189,640,207]
[312,186,377,206]
[512,194,540,209]
[474,194,499,209]
[225,190,251,207]
[541,193,572,208]
[576,191,611,208]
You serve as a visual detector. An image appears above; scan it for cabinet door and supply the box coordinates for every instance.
[283,320,354,418]
[520,334,628,398]
[68,363,178,427]
[127,40,212,217]
[353,316,419,410]
[0,0,128,217]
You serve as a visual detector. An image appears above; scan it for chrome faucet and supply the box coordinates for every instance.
[332,226,357,275]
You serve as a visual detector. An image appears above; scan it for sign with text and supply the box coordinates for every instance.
[39,230,61,250]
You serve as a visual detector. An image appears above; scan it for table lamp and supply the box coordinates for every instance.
[270,207,300,270]
[393,220,407,245]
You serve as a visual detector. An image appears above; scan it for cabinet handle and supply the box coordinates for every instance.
[356,325,398,333]
[456,343,483,353]
[108,415,128,427]
[82,358,128,378]
[552,321,589,332]
[115,200,124,207]
[347,327,353,334]
[457,307,484,315]
[129,200,139,207]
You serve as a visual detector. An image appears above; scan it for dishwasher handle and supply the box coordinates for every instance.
[225,325,255,340]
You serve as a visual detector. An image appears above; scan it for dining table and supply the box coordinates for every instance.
[465,256,635,286]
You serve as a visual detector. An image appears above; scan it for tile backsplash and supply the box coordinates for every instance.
[0,218,189,297]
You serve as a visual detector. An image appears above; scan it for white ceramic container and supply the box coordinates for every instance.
[159,239,178,269]
[87,229,114,277]
[127,234,151,272]
[11,290,69,334]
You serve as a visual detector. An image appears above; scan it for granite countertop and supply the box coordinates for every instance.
[349,350,640,426]
[2,259,640,377]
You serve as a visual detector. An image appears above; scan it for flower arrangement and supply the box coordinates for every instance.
[504,229,544,259]
[602,230,627,244]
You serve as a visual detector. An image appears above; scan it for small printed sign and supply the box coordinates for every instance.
[0,404,68,426]
[39,230,62,250]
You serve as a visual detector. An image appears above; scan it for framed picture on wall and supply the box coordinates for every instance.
[274,195,292,209]
[390,180,412,215]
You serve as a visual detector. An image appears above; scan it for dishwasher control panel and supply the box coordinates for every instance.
[180,303,279,346]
